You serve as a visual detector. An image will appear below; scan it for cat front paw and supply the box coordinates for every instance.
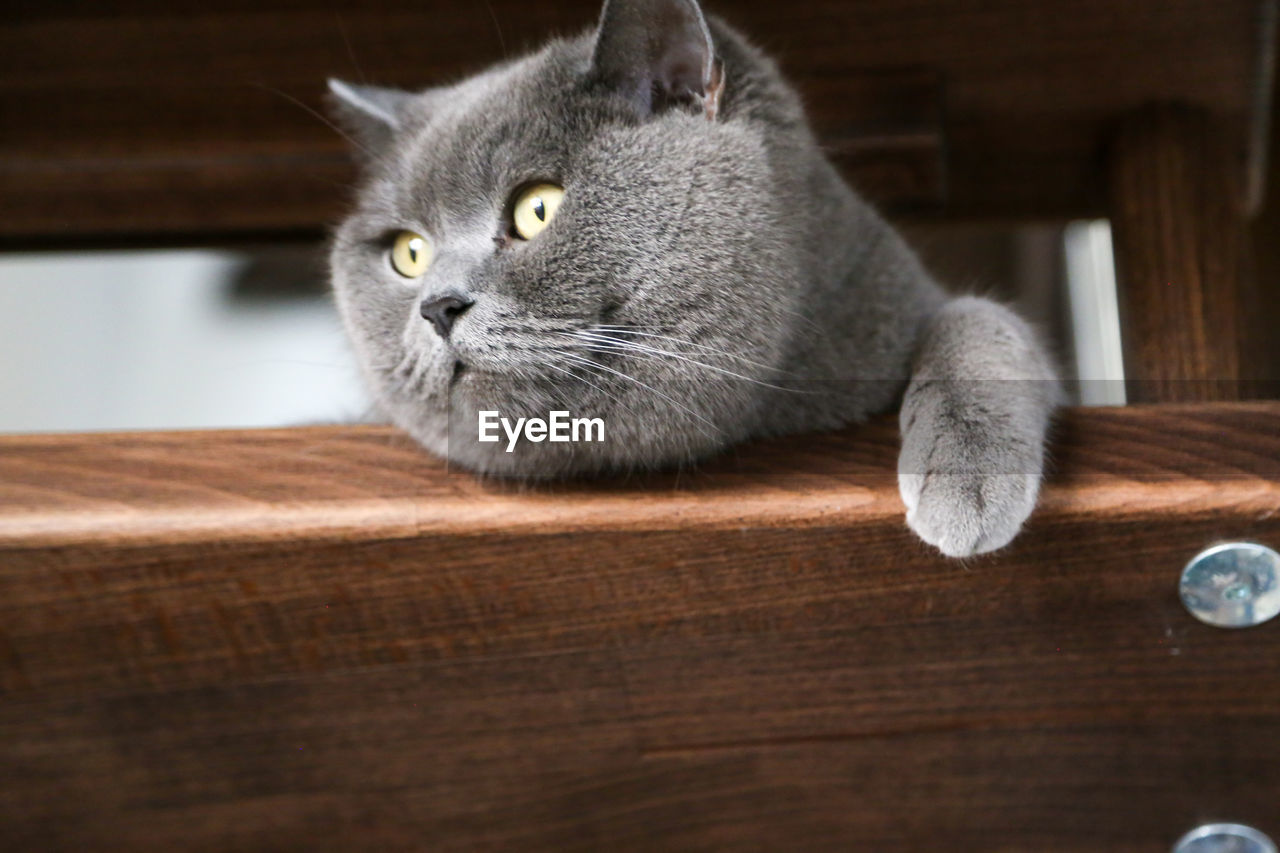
[898,467,1041,558]
[894,296,1057,558]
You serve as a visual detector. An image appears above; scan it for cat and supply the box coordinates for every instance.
[326,0,1059,557]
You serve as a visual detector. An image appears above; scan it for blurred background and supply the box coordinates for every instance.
[0,246,370,431]
[0,221,1120,433]
[2,1,1276,432]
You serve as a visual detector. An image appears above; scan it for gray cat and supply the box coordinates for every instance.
[327,0,1058,557]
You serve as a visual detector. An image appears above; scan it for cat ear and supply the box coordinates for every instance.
[326,79,415,156]
[589,0,724,119]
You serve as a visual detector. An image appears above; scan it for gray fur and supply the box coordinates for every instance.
[327,0,1058,557]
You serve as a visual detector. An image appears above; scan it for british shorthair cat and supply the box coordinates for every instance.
[327,0,1058,556]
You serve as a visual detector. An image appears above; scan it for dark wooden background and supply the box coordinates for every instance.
[1,0,1271,242]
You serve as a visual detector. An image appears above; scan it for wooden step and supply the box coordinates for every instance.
[2,402,1279,849]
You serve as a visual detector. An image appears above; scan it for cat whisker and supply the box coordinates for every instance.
[556,352,722,437]
[587,325,796,375]
[488,344,632,416]
[537,354,649,427]
[563,330,816,394]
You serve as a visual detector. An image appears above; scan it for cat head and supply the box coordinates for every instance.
[328,0,812,478]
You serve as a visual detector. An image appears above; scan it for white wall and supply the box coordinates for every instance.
[0,249,370,432]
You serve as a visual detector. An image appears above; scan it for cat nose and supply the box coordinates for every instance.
[420,293,473,339]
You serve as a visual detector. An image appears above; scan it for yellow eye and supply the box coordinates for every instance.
[390,231,432,278]
[511,183,564,240]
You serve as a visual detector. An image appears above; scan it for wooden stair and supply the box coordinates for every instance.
[3,403,1279,849]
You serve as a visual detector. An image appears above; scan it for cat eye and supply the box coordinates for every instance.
[510,183,564,240]
[390,231,433,278]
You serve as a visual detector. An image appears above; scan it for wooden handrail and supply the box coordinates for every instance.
[2,403,1279,847]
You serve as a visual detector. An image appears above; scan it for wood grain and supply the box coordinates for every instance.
[1,0,1273,241]
[1109,106,1262,402]
[2,403,1280,849]
[1250,68,1280,383]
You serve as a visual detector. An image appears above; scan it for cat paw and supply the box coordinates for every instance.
[898,468,1040,558]
[894,296,1056,558]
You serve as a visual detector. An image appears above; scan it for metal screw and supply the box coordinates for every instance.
[1172,823,1277,853]
[1180,543,1280,629]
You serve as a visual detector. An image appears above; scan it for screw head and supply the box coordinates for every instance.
[1180,543,1280,629]
[1172,823,1276,853]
